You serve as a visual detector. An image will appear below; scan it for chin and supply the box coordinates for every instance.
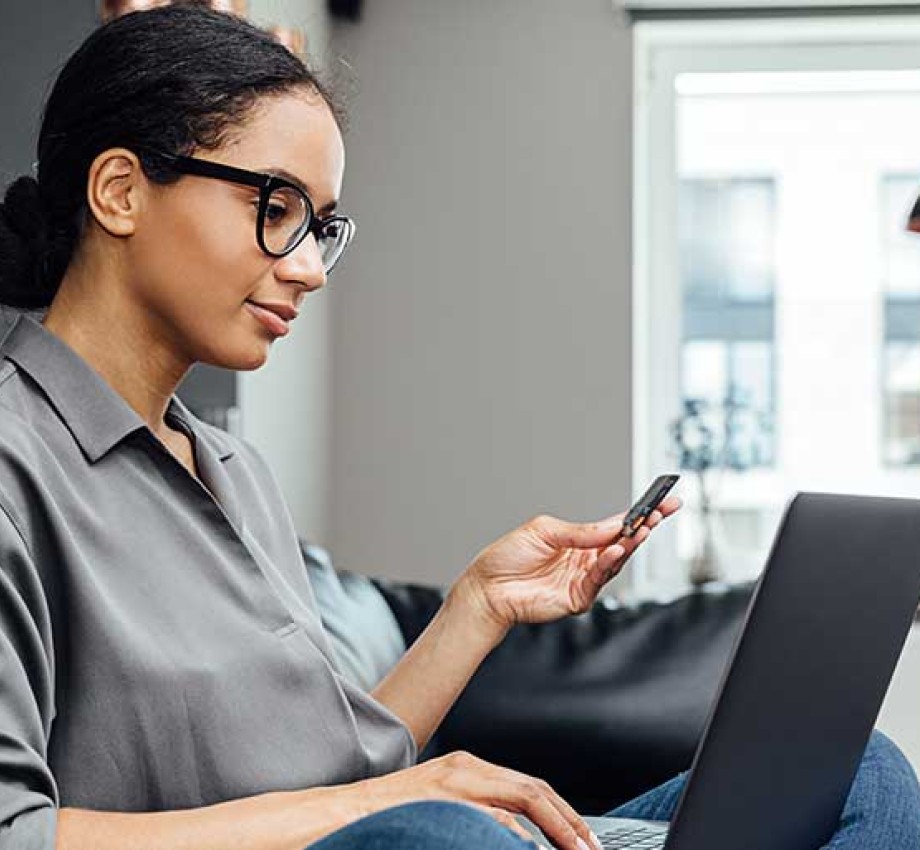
[196,337,271,373]
[227,344,272,372]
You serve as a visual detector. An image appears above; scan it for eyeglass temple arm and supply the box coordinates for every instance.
[157,153,269,190]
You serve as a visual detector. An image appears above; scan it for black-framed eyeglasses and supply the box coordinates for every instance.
[142,149,356,272]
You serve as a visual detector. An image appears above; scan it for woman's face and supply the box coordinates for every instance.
[129,89,345,371]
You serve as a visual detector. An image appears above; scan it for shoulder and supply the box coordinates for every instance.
[0,358,60,456]
[0,368,49,586]
[0,362,52,472]
[0,364,58,541]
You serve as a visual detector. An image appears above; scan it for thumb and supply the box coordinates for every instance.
[532,513,624,550]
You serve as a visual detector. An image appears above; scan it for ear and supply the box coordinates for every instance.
[85,148,147,238]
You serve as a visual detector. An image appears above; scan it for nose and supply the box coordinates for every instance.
[274,232,327,295]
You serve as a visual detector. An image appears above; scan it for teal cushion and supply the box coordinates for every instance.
[301,542,407,691]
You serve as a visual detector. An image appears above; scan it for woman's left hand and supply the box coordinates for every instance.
[455,497,682,630]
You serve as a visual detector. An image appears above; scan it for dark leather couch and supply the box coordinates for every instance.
[368,572,756,815]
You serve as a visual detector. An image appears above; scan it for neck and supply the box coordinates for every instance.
[41,254,193,442]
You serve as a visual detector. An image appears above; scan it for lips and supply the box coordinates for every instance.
[245,300,297,336]
[246,301,299,321]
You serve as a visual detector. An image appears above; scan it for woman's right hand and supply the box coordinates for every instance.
[335,750,602,850]
[55,754,598,850]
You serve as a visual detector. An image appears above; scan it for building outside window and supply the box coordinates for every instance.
[679,177,777,471]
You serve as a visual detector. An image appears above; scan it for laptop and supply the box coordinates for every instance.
[521,492,920,850]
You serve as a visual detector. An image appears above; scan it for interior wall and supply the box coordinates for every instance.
[239,0,333,545]
[246,0,331,63]
[0,1,95,181]
[327,0,636,584]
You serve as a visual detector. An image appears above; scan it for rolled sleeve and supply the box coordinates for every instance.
[0,502,57,849]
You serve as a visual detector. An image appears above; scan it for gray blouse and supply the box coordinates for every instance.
[0,313,416,849]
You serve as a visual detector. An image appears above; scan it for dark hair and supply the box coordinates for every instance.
[0,2,344,309]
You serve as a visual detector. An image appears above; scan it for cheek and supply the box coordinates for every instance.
[130,189,279,365]
[139,190,263,307]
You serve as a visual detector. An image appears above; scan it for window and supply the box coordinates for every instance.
[633,19,920,599]
[679,178,777,470]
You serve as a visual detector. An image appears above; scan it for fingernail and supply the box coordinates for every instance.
[576,838,591,850]
[591,832,603,850]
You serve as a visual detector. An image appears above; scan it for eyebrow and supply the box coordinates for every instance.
[263,167,339,216]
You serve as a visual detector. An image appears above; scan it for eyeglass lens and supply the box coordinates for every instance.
[315,218,353,272]
[262,186,310,255]
[263,186,353,271]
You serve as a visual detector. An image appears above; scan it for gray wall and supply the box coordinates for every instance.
[0,1,96,181]
[327,0,636,584]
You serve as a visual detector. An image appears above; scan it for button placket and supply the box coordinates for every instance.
[139,429,296,634]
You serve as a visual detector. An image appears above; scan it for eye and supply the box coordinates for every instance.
[320,219,343,238]
[265,200,291,224]
[263,185,306,229]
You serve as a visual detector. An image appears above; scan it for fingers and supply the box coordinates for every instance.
[644,509,664,529]
[645,496,682,526]
[418,751,600,850]
[531,514,624,552]
[532,497,681,554]
[603,524,649,565]
[584,545,625,590]
[581,562,620,602]
[442,753,597,850]
[580,526,652,595]
[480,768,598,850]
[659,494,682,516]
[530,776,601,850]
[468,802,543,846]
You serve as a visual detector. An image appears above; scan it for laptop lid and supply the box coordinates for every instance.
[665,492,920,850]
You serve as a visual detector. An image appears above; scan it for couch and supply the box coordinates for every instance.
[300,540,755,815]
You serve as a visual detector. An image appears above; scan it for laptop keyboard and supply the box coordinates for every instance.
[596,823,669,848]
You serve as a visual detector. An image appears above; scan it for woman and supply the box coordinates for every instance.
[0,6,914,850]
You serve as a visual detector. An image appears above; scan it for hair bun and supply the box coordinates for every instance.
[0,175,57,308]
[1,175,51,249]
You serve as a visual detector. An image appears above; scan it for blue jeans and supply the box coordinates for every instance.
[306,731,920,849]
[609,730,920,849]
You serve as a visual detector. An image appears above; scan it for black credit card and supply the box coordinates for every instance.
[619,474,680,538]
